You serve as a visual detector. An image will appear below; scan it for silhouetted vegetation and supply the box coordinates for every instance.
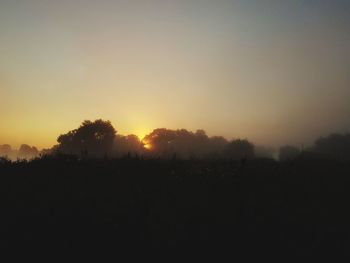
[0,143,38,160]
[1,156,350,258]
[142,128,229,159]
[53,120,257,160]
[312,133,350,160]
[4,120,348,163]
[0,144,12,156]
[56,119,116,158]
[18,144,39,159]
[279,145,301,161]
[2,120,350,257]
[224,139,255,160]
[113,134,143,158]
[255,145,276,159]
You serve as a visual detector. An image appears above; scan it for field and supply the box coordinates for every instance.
[1,157,350,258]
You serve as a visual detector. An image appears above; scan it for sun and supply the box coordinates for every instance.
[141,140,153,150]
[132,127,153,149]
[141,138,153,150]
[143,143,152,150]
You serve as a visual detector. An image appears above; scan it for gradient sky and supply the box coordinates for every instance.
[1,0,350,149]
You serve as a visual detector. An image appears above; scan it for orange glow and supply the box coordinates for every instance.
[143,144,152,150]
[134,128,152,142]
[142,141,153,150]
[2,1,349,150]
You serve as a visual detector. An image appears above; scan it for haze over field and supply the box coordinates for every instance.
[1,0,350,149]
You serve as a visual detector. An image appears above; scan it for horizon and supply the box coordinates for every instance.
[1,1,350,149]
[0,121,268,150]
[1,119,347,152]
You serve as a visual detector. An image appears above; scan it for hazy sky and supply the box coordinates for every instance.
[1,0,350,149]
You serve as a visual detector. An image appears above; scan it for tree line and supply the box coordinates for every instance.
[53,119,255,160]
[1,119,350,161]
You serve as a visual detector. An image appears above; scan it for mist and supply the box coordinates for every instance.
[3,120,350,162]
[1,1,350,149]
[0,144,39,160]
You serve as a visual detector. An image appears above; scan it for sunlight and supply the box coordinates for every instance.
[143,142,152,150]
[134,129,150,141]
[141,137,153,150]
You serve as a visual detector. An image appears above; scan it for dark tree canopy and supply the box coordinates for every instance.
[142,128,229,159]
[312,133,350,160]
[279,145,300,161]
[50,122,259,159]
[255,145,276,159]
[224,139,255,160]
[57,119,116,158]
[113,134,143,157]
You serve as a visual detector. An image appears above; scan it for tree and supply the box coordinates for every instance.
[224,139,255,160]
[278,145,300,161]
[255,146,276,159]
[142,128,178,158]
[113,134,143,157]
[57,119,116,158]
[142,128,232,159]
[0,144,12,156]
[18,144,39,159]
[312,133,350,160]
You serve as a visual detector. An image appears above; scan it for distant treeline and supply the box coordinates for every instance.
[0,144,39,160]
[1,119,350,161]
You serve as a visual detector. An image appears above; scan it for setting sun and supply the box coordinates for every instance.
[1,1,350,256]
[142,142,152,150]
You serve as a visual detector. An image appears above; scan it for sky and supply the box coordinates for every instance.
[1,0,350,149]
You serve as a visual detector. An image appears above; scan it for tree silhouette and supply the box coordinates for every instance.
[255,145,276,159]
[312,133,350,160]
[57,119,116,158]
[224,139,255,160]
[18,144,39,159]
[278,145,300,161]
[142,128,179,158]
[113,134,143,157]
[0,144,12,157]
[142,128,230,159]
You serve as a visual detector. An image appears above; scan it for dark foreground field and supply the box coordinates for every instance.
[1,157,350,258]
